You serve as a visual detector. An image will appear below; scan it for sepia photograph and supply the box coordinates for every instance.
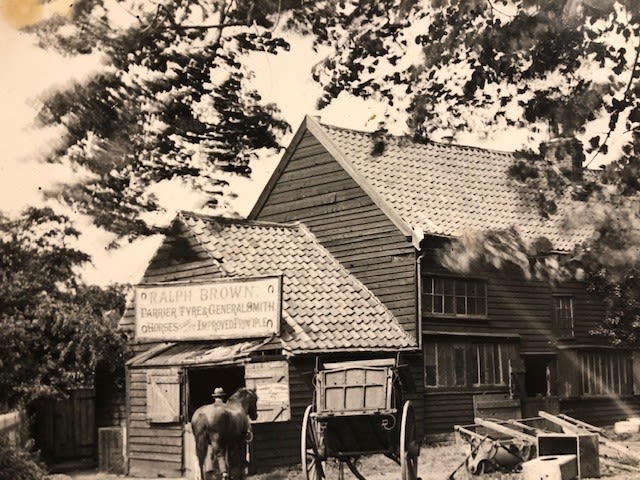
[2,1,640,480]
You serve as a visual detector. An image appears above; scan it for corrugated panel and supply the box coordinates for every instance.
[128,340,269,368]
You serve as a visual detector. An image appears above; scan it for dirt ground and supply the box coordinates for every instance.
[66,432,640,480]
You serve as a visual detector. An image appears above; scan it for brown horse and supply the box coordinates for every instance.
[191,388,258,480]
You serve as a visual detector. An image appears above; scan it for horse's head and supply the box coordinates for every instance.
[245,388,258,421]
[230,387,258,421]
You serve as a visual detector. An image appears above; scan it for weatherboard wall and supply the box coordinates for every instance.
[420,243,607,353]
[252,130,418,338]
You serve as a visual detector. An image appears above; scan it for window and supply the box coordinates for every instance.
[425,341,517,388]
[553,296,574,337]
[580,351,632,396]
[423,276,487,317]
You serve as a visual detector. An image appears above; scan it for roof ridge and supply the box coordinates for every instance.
[178,210,300,229]
[318,120,515,157]
[174,214,232,276]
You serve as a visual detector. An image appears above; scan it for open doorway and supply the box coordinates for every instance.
[522,355,559,417]
[187,366,245,418]
[524,356,555,397]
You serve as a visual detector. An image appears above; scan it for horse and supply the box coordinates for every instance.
[191,387,258,480]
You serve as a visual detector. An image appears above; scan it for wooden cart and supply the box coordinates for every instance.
[301,358,420,480]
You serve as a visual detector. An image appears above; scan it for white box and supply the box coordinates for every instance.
[522,454,578,480]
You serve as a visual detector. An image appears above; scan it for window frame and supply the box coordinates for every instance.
[424,340,514,390]
[580,350,633,398]
[552,295,575,338]
[422,274,488,319]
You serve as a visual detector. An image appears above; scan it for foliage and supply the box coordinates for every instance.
[30,0,293,235]
[0,208,128,408]
[0,440,45,480]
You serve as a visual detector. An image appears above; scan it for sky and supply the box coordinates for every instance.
[0,2,627,286]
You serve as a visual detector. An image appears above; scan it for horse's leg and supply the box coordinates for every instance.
[194,434,209,480]
[211,440,228,480]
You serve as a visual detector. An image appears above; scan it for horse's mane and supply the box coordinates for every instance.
[228,387,256,402]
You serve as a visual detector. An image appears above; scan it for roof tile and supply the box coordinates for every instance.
[320,123,591,251]
[177,212,416,353]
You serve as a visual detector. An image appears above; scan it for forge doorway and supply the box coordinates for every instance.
[187,366,245,418]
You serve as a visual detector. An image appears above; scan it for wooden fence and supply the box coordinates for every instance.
[0,410,24,448]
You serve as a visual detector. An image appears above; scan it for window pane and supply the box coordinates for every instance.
[471,347,479,384]
[434,279,444,294]
[424,294,433,313]
[424,277,433,294]
[444,279,455,295]
[455,281,466,296]
[454,346,466,386]
[467,298,477,315]
[477,297,486,316]
[456,296,466,315]
[434,296,443,313]
[444,295,455,314]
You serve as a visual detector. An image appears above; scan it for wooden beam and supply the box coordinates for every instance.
[557,413,604,434]
[538,411,582,434]
[474,418,536,443]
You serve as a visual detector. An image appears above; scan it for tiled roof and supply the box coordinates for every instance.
[317,121,592,252]
[174,212,416,354]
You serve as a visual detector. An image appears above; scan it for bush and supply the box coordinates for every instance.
[0,440,46,480]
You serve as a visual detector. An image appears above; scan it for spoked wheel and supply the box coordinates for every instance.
[400,401,420,480]
[301,405,325,480]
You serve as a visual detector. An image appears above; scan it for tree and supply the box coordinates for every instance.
[30,0,294,236]
[297,0,640,344]
[0,207,127,408]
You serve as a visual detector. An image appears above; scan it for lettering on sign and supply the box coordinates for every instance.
[135,276,281,341]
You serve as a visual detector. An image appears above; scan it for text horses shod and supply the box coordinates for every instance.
[191,388,258,480]
[301,358,421,480]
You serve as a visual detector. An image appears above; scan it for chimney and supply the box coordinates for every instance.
[540,137,585,180]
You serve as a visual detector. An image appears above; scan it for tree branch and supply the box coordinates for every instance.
[586,39,640,168]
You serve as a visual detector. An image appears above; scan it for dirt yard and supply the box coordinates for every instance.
[66,430,640,480]
[250,433,640,480]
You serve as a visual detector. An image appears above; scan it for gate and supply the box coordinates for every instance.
[33,388,96,463]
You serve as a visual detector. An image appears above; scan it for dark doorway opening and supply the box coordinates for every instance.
[187,366,245,418]
[524,356,553,397]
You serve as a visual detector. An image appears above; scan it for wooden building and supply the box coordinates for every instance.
[249,115,640,435]
[118,213,417,477]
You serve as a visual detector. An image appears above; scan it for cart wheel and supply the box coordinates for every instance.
[400,401,420,480]
[301,405,325,480]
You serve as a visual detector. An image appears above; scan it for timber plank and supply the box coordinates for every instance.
[260,188,369,218]
[128,427,184,439]
[129,443,182,454]
[267,178,358,204]
[128,434,183,446]
[260,188,367,217]
[267,167,353,194]
[277,160,344,183]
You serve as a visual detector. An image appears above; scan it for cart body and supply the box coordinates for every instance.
[301,358,420,480]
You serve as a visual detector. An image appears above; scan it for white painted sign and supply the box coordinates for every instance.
[135,277,281,341]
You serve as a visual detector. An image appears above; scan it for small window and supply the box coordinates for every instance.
[553,296,574,337]
[423,276,487,317]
